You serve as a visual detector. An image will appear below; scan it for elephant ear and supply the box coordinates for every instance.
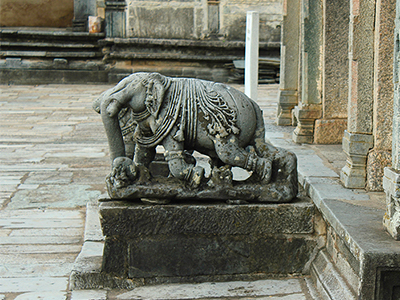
[144,73,165,117]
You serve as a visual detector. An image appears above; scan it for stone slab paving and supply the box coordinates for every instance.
[0,83,323,300]
[0,84,111,299]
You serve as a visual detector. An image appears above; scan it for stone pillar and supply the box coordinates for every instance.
[366,0,395,191]
[340,0,376,188]
[105,1,127,38]
[313,0,349,144]
[383,0,400,240]
[292,0,323,144]
[276,0,300,126]
[73,0,97,32]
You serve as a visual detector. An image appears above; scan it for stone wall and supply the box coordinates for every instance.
[0,0,74,28]
[126,0,282,41]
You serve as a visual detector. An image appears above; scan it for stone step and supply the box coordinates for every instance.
[0,27,104,60]
[0,50,101,59]
[310,250,357,300]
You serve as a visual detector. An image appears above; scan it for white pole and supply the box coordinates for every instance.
[244,11,259,101]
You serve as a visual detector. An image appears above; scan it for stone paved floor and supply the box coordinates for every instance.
[0,83,322,299]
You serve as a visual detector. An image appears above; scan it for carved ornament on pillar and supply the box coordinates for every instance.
[340,130,374,189]
[292,104,322,144]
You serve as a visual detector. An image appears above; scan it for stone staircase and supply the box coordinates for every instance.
[0,27,108,84]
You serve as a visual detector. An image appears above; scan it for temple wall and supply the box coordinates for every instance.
[127,0,282,41]
[0,0,74,28]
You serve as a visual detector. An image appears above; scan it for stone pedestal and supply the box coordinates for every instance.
[340,131,374,188]
[105,1,126,38]
[99,199,317,283]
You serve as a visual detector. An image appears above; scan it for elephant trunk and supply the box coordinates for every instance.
[100,98,126,162]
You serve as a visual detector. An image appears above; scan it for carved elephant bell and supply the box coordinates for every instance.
[94,72,298,202]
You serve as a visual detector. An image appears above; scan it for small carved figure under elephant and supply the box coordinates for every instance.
[93,72,298,203]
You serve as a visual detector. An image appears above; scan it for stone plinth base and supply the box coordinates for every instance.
[292,105,322,144]
[99,198,317,283]
[277,89,298,126]
[340,131,374,189]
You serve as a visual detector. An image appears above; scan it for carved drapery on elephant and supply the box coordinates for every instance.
[94,72,298,203]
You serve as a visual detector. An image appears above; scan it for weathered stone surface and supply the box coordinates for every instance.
[99,199,316,281]
[99,199,314,237]
[127,1,282,42]
[366,150,392,191]
[323,0,349,120]
[313,119,347,144]
[347,0,375,134]
[116,278,306,300]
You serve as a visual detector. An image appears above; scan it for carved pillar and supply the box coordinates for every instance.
[73,0,97,32]
[105,1,127,38]
[292,0,323,144]
[340,0,376,188]
[276,0,300,126]
[366,0,395,191]
[313,0,349,144]
[383,0,400,239]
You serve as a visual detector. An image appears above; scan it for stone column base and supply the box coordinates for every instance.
[313,119,347,144]
[276,89,298,126]
[366,150,392,192]
[292,105,322,144]
[383,167,400,240]
[340,131,374,189]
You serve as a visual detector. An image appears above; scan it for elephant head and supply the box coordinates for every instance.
[93,72,169,162]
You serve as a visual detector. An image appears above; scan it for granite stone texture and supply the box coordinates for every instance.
[372,0,395,151]
[366,150,392,191]
[314,119,347,144]
[323,0,349,120]
[348,0,375,134]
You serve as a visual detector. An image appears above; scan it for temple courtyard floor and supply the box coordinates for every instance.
[0,83,386,299]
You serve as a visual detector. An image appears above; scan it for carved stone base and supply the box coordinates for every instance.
[340,131,373,189]
[292,105,322,144]
[99,198,316,282]
[276,89,298,126]
[313,119,347,144]
[106,163,298,203]
[383,167,400,240]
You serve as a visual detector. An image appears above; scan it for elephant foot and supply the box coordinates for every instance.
[189,166,205,188]
[110,157,137,188]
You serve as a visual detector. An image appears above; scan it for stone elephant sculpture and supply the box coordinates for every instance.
[94,72,298,202]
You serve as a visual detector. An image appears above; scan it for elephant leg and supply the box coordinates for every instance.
[133,144,156,168]
[162,134,204,187]
[213,136,272,182]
